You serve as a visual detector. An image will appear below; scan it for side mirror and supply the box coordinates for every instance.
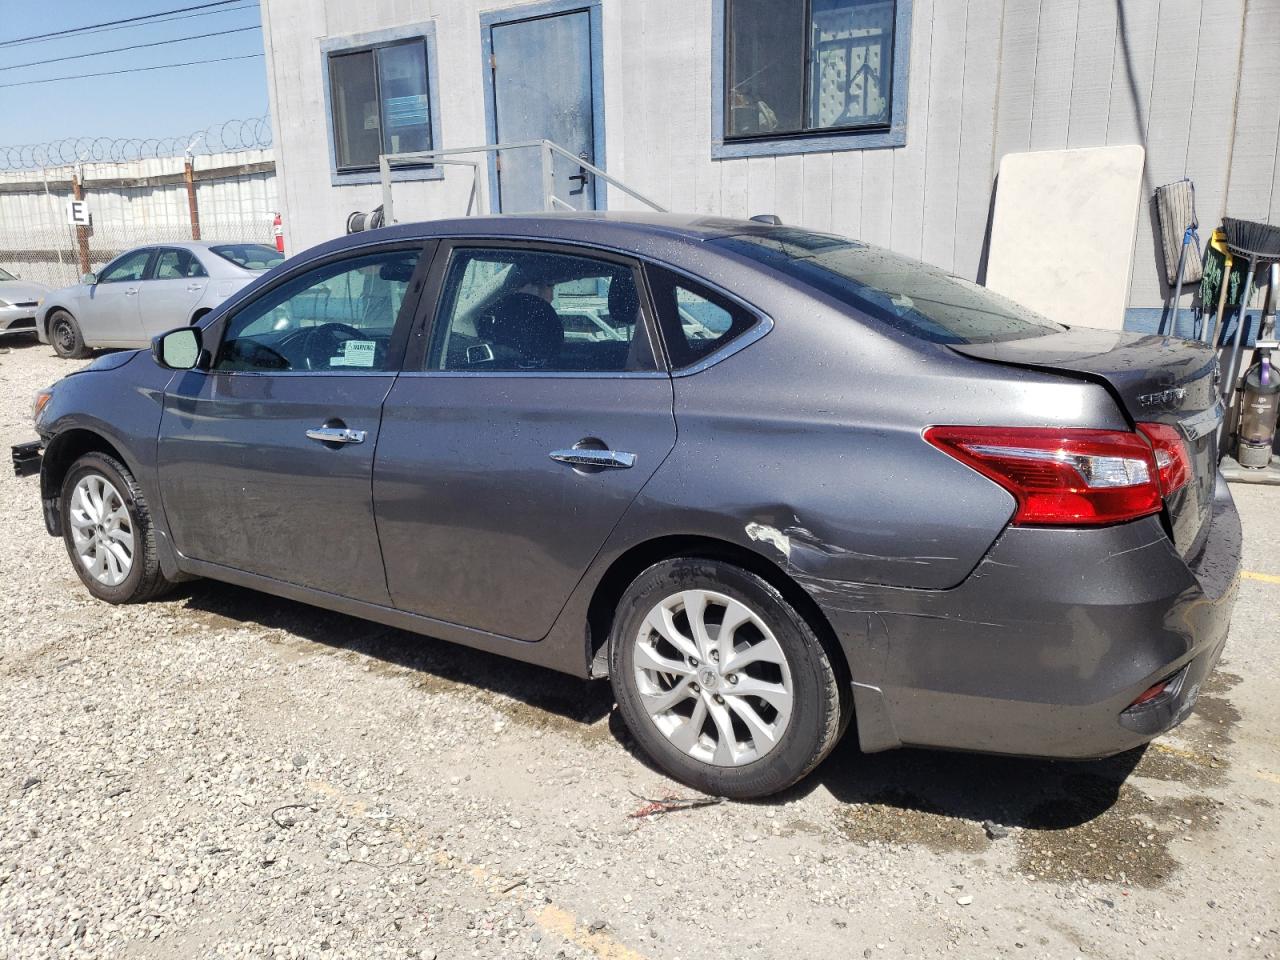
[152,326,203,370]
[81,272,97,285]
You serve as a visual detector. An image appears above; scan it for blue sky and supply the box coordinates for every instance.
[0,1,269,147]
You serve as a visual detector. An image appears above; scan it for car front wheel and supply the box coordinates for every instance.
[609,558,845,799]
[60,452,172,603]
[48,309,89,359]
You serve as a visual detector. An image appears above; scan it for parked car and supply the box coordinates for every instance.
[0,266,50,339]
[12,214,1240,799]
[37,241,284,358]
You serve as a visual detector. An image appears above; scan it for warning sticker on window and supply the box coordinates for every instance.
[330,339,377,368]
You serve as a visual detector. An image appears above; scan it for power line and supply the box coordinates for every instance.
[0,25,262,72]
[3,3,261,49]
[0,1,249,49]
[0,53,264,90]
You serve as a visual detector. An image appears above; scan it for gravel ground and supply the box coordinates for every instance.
[1,336,1277,960]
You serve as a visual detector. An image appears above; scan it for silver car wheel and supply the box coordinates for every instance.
[68,473,134,587]
[633,589,794,767]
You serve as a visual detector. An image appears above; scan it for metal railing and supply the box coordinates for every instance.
[377,140,666,223]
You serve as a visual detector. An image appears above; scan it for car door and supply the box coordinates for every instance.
[156,242,432,603]
[82,248,152,345]
[374,240,677,640]
[139,247,208,336]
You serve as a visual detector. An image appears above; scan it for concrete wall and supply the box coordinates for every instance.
[261,0,1280,315]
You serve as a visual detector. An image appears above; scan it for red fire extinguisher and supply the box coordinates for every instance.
[272,212,284,254]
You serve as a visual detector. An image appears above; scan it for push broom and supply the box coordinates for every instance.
[1219,217,1280,447]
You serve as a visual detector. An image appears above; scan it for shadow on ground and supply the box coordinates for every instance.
[180,578,1232,887]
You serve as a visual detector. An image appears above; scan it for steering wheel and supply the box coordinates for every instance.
[298,322,367,370]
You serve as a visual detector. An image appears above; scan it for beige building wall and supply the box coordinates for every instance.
[260,0,1280,317]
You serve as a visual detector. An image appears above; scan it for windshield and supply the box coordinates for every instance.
[0,266,16,281]
[714,229,1066,345]
[209,243,284,271]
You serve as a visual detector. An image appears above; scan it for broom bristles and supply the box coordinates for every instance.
[1222,217,1280,260]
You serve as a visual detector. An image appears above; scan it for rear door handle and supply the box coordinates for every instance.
[124,287,139,296]
[549,448,636,469]
[306,427,366,444]
[187,283,205,292]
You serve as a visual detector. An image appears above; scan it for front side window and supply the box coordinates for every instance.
[154,249,208,280]
[215,249,420,373]
[725,0,895,140]
[98,249,152,284]
[426,248,658,374]
[329,39,433,172]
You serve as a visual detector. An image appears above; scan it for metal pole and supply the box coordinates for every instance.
[1219,256,1258,453]
[1167,227,1191,336]
[72,164,90,278]
[540,142,554,212]
[183,156,202,241]
[380,155,394,224]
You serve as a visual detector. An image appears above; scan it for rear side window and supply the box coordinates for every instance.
[154,249,208,280]
[425,248,658,373]
[645,267,759,369]
[714,229,1065,345]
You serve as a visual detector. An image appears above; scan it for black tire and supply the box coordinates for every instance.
[59,452,173,604]
[609,558,845,799]
[48,309,89,359]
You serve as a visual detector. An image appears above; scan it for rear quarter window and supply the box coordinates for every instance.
[714,229,1065,345]
[645,266,759,369]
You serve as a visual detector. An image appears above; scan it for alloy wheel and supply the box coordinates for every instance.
[68,473,134,586]
[633,589,794,766]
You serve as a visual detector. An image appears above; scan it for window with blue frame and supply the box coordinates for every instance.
[328,39,433,173]
[722,0,900,149]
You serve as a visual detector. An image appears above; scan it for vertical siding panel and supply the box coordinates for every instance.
[746,156,775,216]
[1183,1,1243,229]
[889,0,934,258]
[800,153,834,232]
[1105,0,1160,148]
[617,0,647,210]
[829,150,864,238]
[773,154,804,224]
[992,0,1040,160]
[1065,0,1118,147]
[859,149,894,246]
[1130,0,1203,310]
[920,0,967,271]
[951,0,1003,281]
[1225,0,1280,219]
[692,0,721,214]
[664,0,698,211]
[1027,0,1078,150]
[721,158,749,218]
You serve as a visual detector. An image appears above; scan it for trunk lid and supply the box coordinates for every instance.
[951,328,1222,557]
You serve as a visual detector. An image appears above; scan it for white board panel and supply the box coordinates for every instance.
[986,145,1145,331]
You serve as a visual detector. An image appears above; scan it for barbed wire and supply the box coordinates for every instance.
[0,114,273,171]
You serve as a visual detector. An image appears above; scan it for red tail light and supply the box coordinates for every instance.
[1136,422,1192,497]
[924,426,1165,526]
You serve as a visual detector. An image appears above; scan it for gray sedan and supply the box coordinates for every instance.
[0,266,50,338]
[38,242,283,358]
[13,214,1241,798]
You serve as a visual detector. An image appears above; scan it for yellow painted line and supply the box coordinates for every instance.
[1242,570,1280,585]
[304,780,652,960]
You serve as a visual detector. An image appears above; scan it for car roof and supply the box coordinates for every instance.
[301,212,791,261]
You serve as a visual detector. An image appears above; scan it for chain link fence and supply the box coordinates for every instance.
[0,149,277,290]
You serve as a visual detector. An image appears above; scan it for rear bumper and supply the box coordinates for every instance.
[816,473,1241,758]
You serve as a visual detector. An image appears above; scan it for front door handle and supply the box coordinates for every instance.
[124,287,139,296]
[306,426,366,444]
[549,448,636,469]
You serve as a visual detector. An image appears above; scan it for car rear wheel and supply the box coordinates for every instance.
[609,558,844,799]
[48,309,89,359]
[60,452,173,604]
